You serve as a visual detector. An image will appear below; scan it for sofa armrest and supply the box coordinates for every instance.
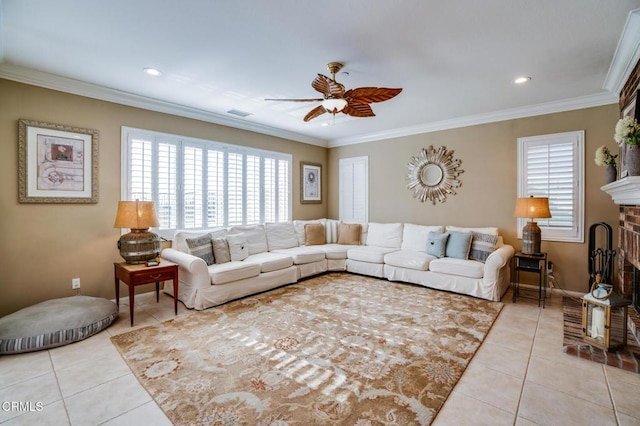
[161,248,211,289]
[483,244,515,282]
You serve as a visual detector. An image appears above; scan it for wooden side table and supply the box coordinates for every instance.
[512,252,547,308]
[114,260,179,326]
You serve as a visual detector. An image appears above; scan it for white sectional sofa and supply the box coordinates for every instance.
[160,219,514,310]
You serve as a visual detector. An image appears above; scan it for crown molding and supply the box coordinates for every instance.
[328,91,618,147]
[603,8,640,94]
[0,63,328,147]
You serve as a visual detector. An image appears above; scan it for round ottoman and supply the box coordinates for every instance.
[0,296,118,355]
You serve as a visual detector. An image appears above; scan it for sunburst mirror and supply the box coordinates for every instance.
[406,145,464,204]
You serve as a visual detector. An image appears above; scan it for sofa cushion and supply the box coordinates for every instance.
[469,232,500,263]
[347,246,399,263]
[208,261,261,285]
[426,231,449,258]
[293,219,325,245]
[212,237,231,264]
[245,252,294,273]
[271,246,326,264]
[185,234,215,265]
[337,223,362,245]
[429,258,484,279]
[445,231,472,259]
[366,222,404,248]
[305,223,326,245]
[226,234,249,261]
[446,225,499,236]
[384,250,437,271]
[401,224,444,251]
[265,222,299,250]
[228,225,268,255]
[316,243,358,260]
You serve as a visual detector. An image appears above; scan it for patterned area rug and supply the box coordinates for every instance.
[111,273,503,425]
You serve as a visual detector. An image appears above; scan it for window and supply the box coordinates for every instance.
[517,130,584,243]
[339,156,368,224]
[121,127,292,239]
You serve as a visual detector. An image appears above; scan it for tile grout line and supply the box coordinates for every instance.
[49,349,72,426]
[512,304,542,425]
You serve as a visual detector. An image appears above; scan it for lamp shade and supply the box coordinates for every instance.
[514,196,551,219]
[322,98,348,113]
[114,200,159,229]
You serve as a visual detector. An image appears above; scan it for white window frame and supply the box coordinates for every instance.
[339,156,369,224]
[121,127,292,239]
[517,130,584,243]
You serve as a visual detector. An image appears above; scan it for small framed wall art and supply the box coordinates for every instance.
[301,162,321,204]
[18,119,99,203]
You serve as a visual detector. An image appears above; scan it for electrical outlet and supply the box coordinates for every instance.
[547,261,554,275]
[71,278,80,289]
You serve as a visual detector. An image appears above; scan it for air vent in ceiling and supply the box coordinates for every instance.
[227,109,252,118]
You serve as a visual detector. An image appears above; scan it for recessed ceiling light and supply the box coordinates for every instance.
[143,67,162,76]
[514,76,531,84]
[321,122,329,127]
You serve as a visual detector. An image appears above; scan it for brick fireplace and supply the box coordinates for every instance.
[602,177,640,342]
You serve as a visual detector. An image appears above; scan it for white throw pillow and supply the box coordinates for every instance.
[226,233,249,261]
[367,222,404,248]
[401,224,444,251]
[228,225,268,255]
[265,222,299,250]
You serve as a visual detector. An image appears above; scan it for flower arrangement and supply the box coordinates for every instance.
[614,116,640,146]
[594,145,617,167]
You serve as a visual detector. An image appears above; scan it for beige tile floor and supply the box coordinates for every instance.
[1,285,640,425]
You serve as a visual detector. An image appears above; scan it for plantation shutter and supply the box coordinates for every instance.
[339,156,369,224]
[122,127,292,239]
[517,131,584,243]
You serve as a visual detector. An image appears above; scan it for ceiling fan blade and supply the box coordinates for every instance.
[264,98,324,102]
[343,103,375,118]
[312,74,345,97]
[304,105,328,122]
[344,87,402,103]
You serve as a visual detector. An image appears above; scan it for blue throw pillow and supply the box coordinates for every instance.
[426,232,449,258]
[445,231,473,259]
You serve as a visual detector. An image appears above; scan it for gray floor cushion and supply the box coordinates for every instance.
[0,296,118,355]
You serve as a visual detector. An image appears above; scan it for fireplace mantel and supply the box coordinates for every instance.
[601,176,640,205]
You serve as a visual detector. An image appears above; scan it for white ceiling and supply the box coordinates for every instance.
[1,1,640,147]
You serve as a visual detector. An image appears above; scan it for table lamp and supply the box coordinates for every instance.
[514,196,551,255]
[114,200,161,264]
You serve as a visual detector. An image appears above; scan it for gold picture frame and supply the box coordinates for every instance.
[18,119,99,203]
[300,162,321,204]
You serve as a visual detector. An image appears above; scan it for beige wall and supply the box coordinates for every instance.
[328,104,621,293]
[0,77,621,315]
[0,79,327,316]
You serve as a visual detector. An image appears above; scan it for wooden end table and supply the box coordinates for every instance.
[114,260,179,326]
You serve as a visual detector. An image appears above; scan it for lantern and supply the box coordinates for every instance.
[581,281,630,351]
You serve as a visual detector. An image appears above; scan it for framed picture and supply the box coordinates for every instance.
[620,90,640,178]
[301,162,321,204]
[18,119,99,203]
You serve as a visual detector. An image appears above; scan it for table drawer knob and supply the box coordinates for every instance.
[150,274,162,280]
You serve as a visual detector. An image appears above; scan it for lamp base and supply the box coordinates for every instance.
[118,229,161,264]
[521,221,541,255]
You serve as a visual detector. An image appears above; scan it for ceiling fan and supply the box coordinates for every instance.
[265,62,402,122]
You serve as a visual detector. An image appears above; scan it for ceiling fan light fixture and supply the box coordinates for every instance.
[322,98,348,113]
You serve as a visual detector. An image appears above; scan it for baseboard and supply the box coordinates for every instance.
[511,282,584,298]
